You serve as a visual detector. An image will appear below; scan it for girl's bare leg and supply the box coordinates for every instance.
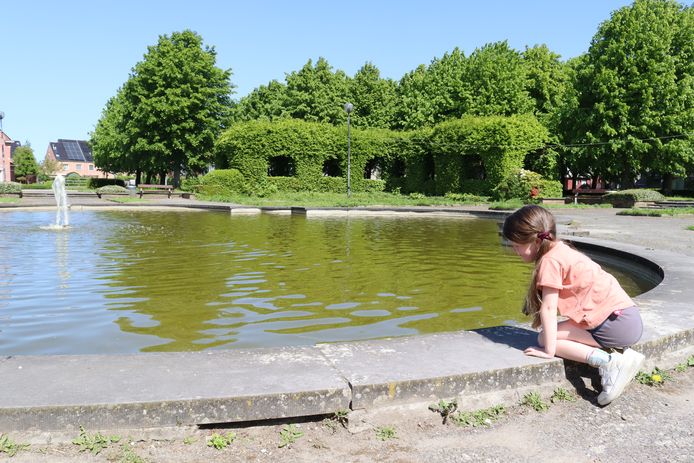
[538,320,601,363]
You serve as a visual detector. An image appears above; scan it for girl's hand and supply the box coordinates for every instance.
[524,346,554,359]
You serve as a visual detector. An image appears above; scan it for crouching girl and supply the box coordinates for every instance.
[503,205,644,405]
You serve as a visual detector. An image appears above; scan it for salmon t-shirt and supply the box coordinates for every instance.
[536,241,634,329]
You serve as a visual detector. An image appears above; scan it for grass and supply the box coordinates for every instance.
[207,432,236,450]
[450,405,506,428]
[543,202,613,209]
[550,387,576,403]
[674,355,694,372]
[0,197,19,203]
[72,426,120,455]
[687,226,694,231]
[278,424,304,448]
[617,207,694,216]
[520,392,550,412]
[198,191,489,208]
[374,426,398,441]
[0,434,30,457]
[635,367,674,386]
[428,399,458,424]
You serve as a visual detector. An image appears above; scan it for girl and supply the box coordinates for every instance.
[502,205,644,405]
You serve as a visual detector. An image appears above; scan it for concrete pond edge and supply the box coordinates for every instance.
[1,205,693,433]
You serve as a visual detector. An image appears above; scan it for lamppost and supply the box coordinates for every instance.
[344,103,353,197]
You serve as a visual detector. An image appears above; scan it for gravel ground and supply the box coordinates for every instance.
[5,364,693,462]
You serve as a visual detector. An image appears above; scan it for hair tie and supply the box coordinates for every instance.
[537,231,551,241]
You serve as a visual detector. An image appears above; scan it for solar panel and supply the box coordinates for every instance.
[61,140,86,161]
[78,141,94,162]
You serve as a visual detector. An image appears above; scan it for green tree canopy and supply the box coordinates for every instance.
[230,79,287,123]
[349,62,397,129]
[91,30,234,184]
[13,144,38,182]
[284,57,350,125]
[463,41,534,117]
[568,0,693,188]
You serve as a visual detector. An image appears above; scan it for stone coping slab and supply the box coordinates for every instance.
[1,204,693,432]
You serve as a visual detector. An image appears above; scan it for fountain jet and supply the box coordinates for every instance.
[52,174,69,227]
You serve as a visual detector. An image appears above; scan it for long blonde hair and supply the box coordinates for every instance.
[502,205,557,328]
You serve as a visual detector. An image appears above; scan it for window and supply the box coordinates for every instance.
[322,158,342,177]
[76,164,82,170]
[267,156,296,177]
[88,164,94,171]
[63,164,68,171]
[364,157,384,180]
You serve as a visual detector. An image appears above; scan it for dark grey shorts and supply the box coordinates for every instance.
[589,306,643,349]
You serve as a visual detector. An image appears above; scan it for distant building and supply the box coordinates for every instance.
[0,130,21,182]
[44,139,113,178]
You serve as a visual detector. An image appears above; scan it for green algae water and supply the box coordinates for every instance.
[0,210,650,355]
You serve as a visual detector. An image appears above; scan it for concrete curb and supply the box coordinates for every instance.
[1,202,693,432]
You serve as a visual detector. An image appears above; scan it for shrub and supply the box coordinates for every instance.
[180,176,203,192]
[492,169,562,201]
[88,178,126,189]
[443,192,486,203]
[536,179,563,198]
[96,185,128,195]
[199,169,248,195]
[603,189,666,203]
[604,189,666,208]
[0,182,22,194]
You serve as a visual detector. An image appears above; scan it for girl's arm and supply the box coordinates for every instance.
[524,286,559,359]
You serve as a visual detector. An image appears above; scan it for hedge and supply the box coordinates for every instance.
[88,178,126,189]
[603,189,666,207]
[214,114,550,196]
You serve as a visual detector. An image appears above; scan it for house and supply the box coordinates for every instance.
[44,139,113,178]
[0,130,21,182]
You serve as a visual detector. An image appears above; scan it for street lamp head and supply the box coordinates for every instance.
[344,103,353,114]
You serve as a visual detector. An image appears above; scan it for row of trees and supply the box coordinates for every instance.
[230,42,566,133]
[91,0,693,191]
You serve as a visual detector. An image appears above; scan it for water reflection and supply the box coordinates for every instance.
[0,210,651,355]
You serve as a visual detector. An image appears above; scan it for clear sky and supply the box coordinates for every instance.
[1,0,634,161]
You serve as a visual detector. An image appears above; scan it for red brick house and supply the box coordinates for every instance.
[44,139,113,178]
[0,130,21,182]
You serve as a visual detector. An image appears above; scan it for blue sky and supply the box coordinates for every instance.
[1,0,633,161]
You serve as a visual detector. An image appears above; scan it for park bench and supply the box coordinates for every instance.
[568,187,610,204]
[138,184,174,198]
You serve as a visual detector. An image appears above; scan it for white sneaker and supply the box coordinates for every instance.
[597,348,645,406]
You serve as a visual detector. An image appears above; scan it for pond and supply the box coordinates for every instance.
[0,210,651,355]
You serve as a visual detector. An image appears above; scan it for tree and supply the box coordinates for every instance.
[569,0,693,188]
[521,45,572,179]
[38,156,62,181]
[395,64,436,130]
[349,62,397,129]
[91,88,136,177]
[230,79,288,123]
[12,145,38,183]
[284,57,350,125]
[463,41,534,117]
[93,30,234,186]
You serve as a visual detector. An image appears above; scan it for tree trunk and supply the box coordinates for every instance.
[662,173,674,195]
[145,172,152,184]
[173,168,181,188]
[620,169,634,190]
[136,169,141,185]
[159,171,166,185]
